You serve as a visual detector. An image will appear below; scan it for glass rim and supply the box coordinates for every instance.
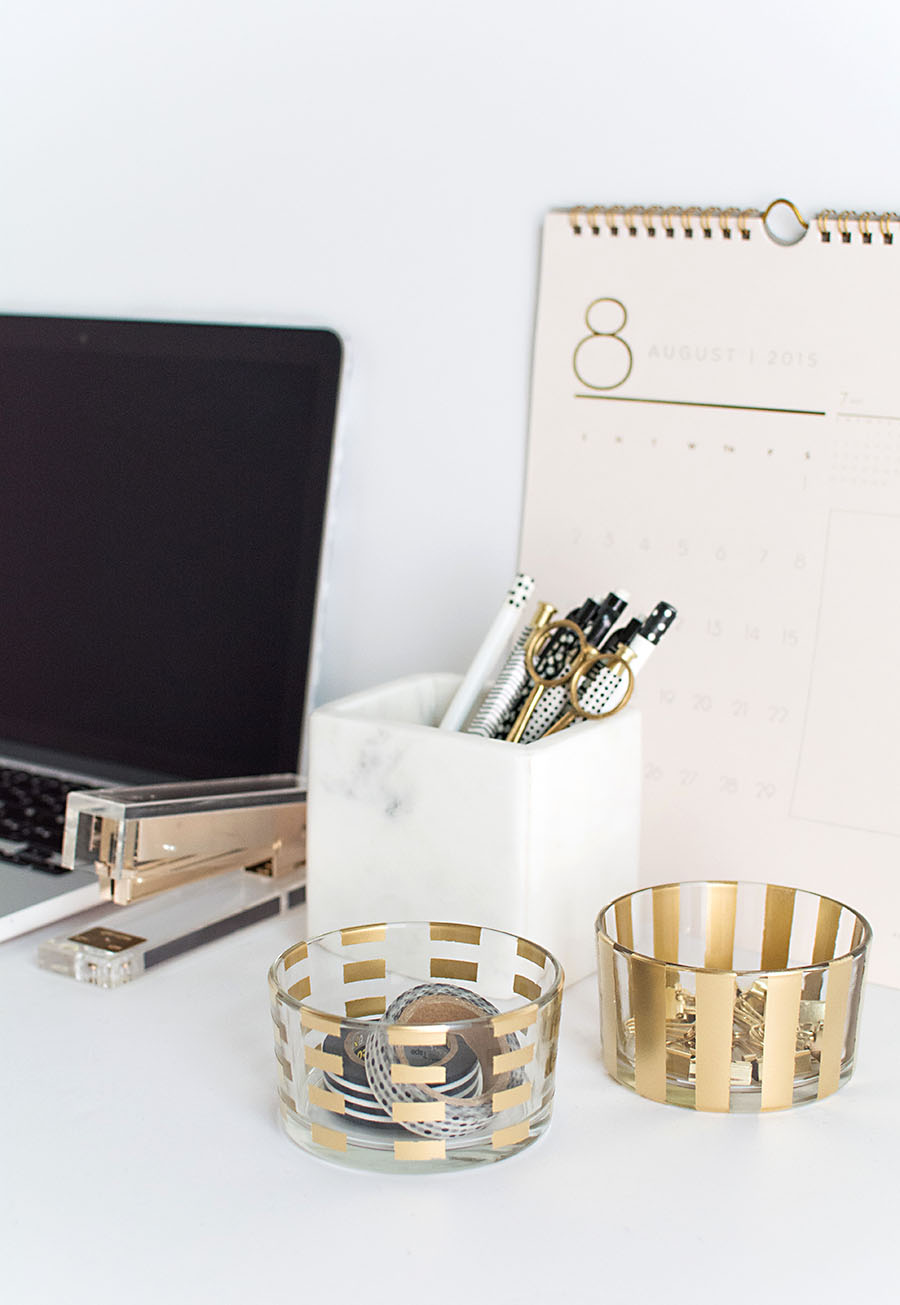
[594,879,873,976]
[268,919,565,1027]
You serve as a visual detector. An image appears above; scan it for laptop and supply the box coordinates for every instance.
[0,313,342,939]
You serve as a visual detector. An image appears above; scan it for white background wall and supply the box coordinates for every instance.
[2,0,896,706]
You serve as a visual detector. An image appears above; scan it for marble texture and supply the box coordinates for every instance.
[306,673,641,982]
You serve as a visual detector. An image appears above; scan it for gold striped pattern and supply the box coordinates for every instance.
[492,1082,531,1113]
[282,941,308,968]
[493,1004,538,1036]
[429,922,481,945]
[309,1085,345,1114]
[394,1139,446,1161]
[430,958,478,982]
[631,955,667,1102]
[311,1122,347,1152]
[492,1120,530,1149]
[392,1101,446,1123]
[275,1051,293,1082]
[760,971,803,1110]
[345,995,386,1018]
[391,1063,446,1085]
[614,895,633,950]
[516,937,547,968]
[388,1026,447,1047]
[287,975,311,1000]
[593,885,869,1114]
[704,883,738,970]
[305,1046,343,1074]
[652,885,680,965]
[271,1015,288,1042]
[817,956,852,1099]
[300,1009,341,1037]
[513,974,541,1001]
[812,898,841,964]
[694,971,736,1111]
[341,923,386,945]
[597,940,619,1078]
[343,958,385,984]
[493,1044,534,1074]
[761,885,795,970]
[805,897,842,999]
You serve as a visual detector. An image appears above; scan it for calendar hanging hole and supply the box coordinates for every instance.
[762,198,809,247]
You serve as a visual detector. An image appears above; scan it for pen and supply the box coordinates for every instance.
[568,601,677,724]
[518,590,630,743]
[440,573,536,730]
[602,615,642,652]
[465,600,555,738]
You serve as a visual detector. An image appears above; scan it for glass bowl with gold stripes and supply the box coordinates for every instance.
[269,921,564,1171]
[595,882,871,1112]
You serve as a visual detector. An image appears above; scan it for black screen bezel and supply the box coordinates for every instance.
[0,312,342,779]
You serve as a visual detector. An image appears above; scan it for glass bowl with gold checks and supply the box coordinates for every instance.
[269,921,564,1171]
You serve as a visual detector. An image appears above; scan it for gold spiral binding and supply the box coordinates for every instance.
[567,201,900,246]
[701,208,723,239]
[738,210,757,240]
[642,206,660,237]
[816,210,834,242]
[719,208,740,239]
[565,203,765,240]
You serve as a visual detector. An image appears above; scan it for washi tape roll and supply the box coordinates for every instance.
[364,983,524,1139]
[322,1022,482,1129]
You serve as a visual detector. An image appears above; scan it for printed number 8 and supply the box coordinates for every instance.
[573,298,633,391]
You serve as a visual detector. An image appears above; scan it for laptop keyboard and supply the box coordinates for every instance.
[0,767,97,874]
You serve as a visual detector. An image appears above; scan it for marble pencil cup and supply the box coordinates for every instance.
[269,921,564,1172]
[306,673,641,983]
[595,881,872,1112]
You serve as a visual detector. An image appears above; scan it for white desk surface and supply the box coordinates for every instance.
[2,902,897,1305]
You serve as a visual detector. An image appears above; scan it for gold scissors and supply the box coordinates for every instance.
[506,619,635,742]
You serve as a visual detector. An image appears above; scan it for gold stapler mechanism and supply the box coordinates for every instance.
[62,774,307,905]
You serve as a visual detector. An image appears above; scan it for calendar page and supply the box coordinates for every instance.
[519,205,900,987]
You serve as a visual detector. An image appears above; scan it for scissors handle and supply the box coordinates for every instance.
[523,618,589,687]
[506,617,586,743]
[541,648,635,737]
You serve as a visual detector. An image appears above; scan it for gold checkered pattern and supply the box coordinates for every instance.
[269,921,565,1164]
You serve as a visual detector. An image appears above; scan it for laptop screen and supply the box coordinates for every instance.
[0,315,341,780]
